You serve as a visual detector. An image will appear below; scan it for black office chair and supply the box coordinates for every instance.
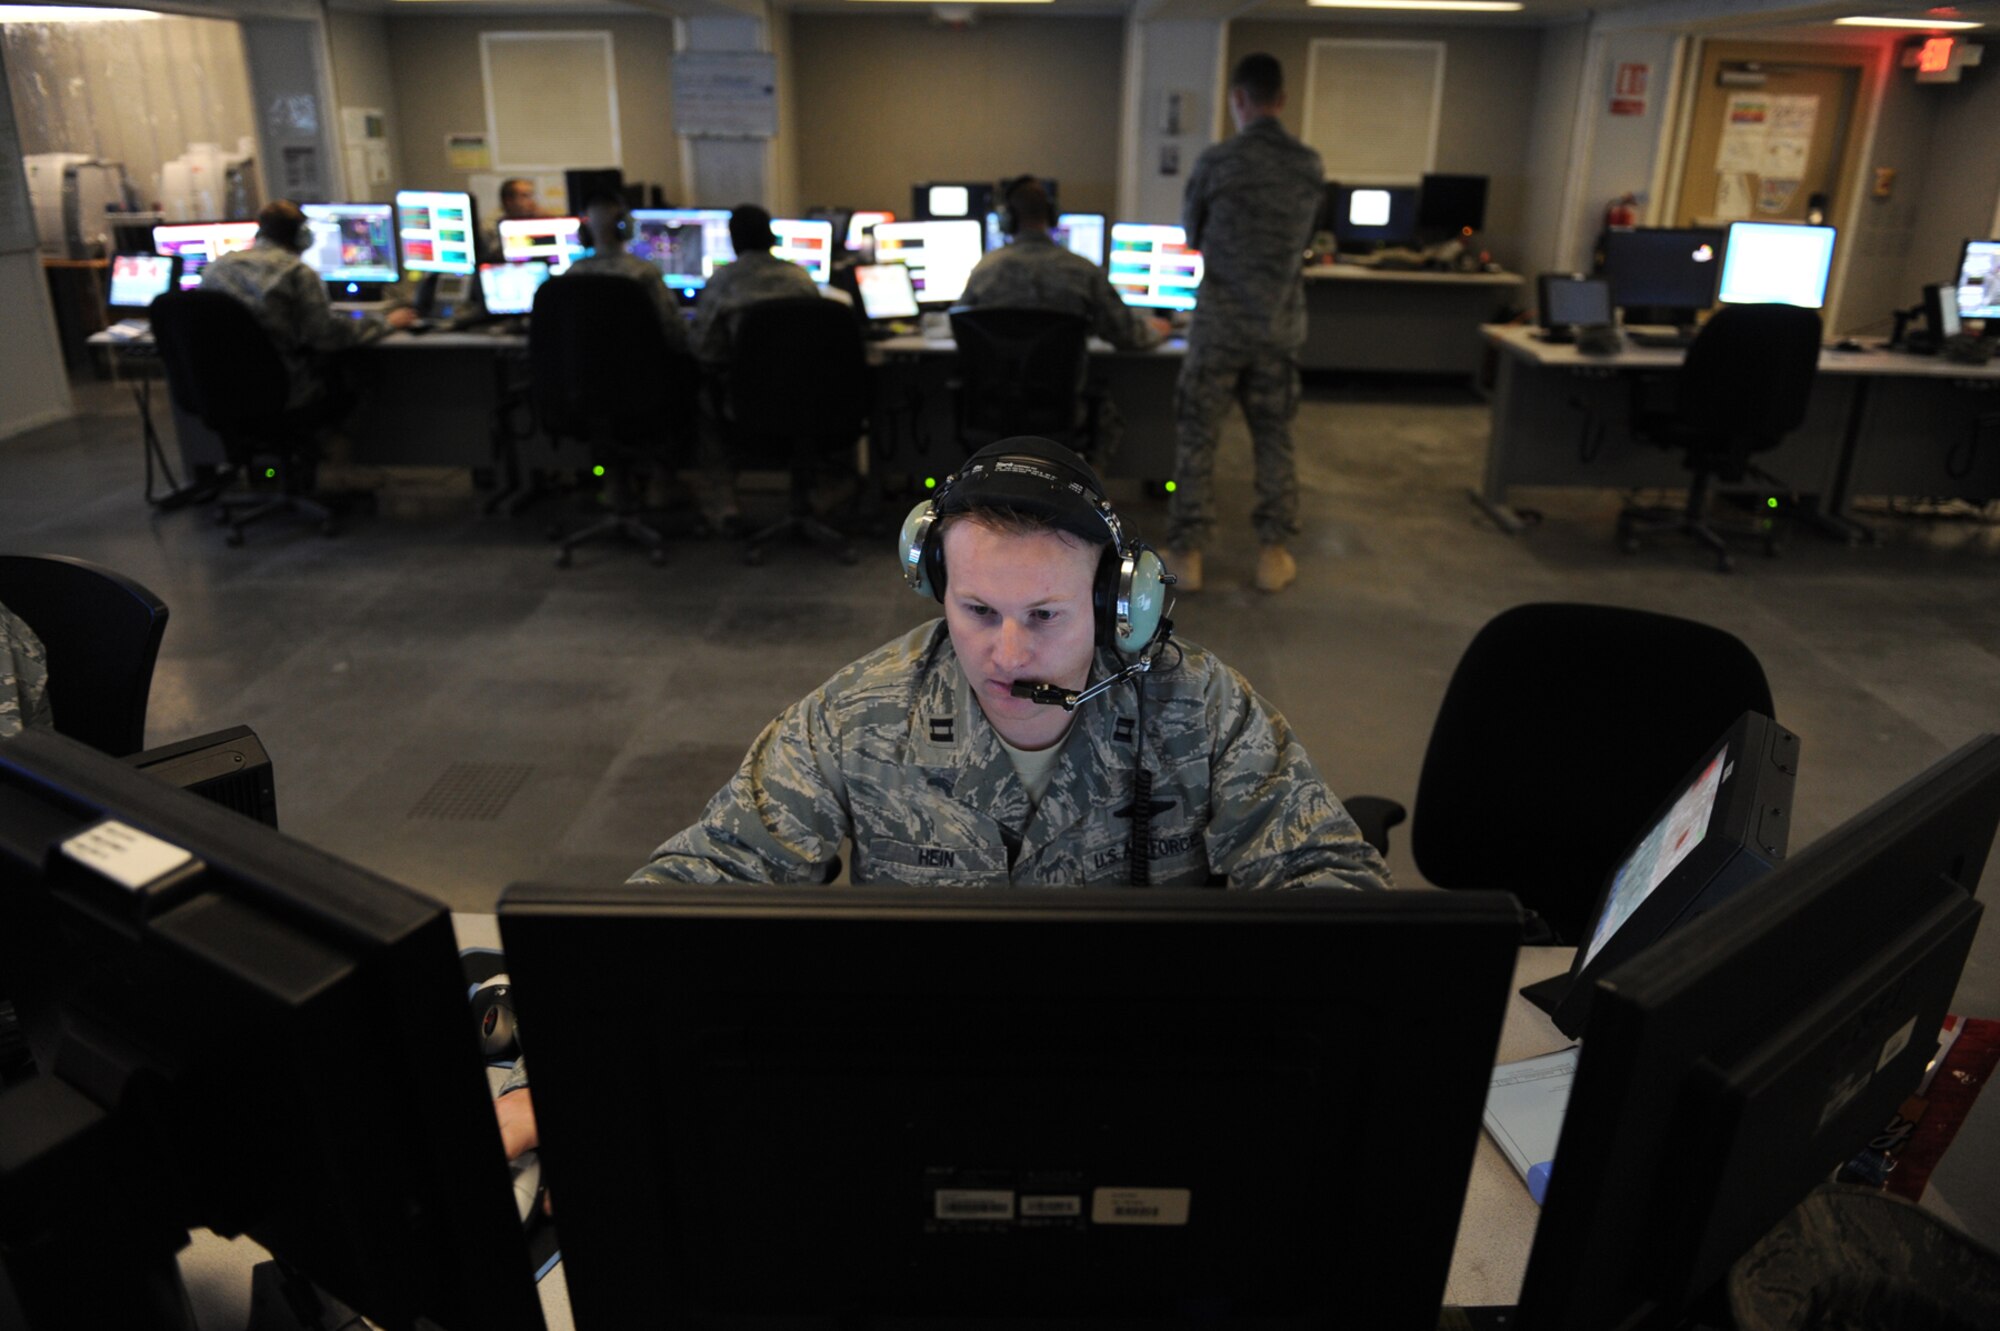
[1619,303,1823,572]
[0,554,168,757]
[720,297,868,567]
[948,308,1101,461]
[149,290,343,547]
[1344,602,1775,945]
[529,275,699,568]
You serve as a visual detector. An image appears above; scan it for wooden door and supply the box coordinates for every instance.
[1675,42,1867,227]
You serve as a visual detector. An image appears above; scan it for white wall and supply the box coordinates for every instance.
[1123,19,1226,226]
[1519,20,1590,281]
[1567,27,1684,271]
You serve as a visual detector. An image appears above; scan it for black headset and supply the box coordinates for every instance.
[998,175,1038,239]
[577,203,631,250]
[898,438,1170,654]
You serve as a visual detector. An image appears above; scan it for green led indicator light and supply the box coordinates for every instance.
[593,465,607,478]
[924,476,937,490]
[1165,480,1178,493]
[1767,497,1779,509]
[264,468,276,479]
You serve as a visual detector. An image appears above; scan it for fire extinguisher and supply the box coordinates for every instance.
[1604,193,1638,229]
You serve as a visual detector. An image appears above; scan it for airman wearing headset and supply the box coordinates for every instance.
[959,176,1167,353]
[199,198,416,409]
[490,437,1391,1164]
[630,435,1388,892]
[566,193,691,351]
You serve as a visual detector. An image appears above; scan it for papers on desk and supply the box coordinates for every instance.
[106,319,151,341]
[1483,1046,1578,1205]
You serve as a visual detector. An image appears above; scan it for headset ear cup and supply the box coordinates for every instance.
[897,501,940,600]
[1112,547,1169,654]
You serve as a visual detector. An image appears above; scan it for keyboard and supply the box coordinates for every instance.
[1625,329,1697,349]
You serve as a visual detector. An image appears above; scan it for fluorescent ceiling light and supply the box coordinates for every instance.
[1834,15,1983,28]
[0,6,160,20]
[1308,1,1525,11]
[849,1,1056,4]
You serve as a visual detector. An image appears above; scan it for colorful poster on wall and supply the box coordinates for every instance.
[1714,172,1753,220]
[447,133,491,172]
[1716,94,1767,173]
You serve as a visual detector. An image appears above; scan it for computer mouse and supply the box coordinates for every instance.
[1833,338,1864,352]
[471,975,518,1060]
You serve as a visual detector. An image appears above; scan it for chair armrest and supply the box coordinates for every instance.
[1342,795,1406,858]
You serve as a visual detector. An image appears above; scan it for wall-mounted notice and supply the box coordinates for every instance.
[672,52,778,139]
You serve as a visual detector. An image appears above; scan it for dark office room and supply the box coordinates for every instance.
[3,0,1999,1327]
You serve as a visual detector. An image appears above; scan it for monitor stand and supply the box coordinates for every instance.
[1518,971,1571,1017]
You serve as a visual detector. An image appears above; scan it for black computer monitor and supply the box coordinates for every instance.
[1952,238,2000,320]
[630,208,733,296]
[1602,226,1727,326]
[478,259,550,317]
[497,885,1524,1330]
[913,180,996,222]
[299,202,399,294]
[1108,221,1203,310]
[1332,184,1420,249]
[0,728,541,1331]
[1531,711,1799,1037]
[1515,731,2000,1331]
[870,219,984,305]
[1536,274,1612,334]
[151,220,258,291]
[564,167,624,212]
[1418,173,1489,237]
[1717,222,1837,310]
[395,189,479,277]
[496,216,584,276]
[771,217,835,285]
[1054,211,1107,267]
[106,252,179,314]
[844,209,895,252]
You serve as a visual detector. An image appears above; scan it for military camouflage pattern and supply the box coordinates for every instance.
[0,605,53,740]
[566,250,691,353]
[201,239,387,409]
[691,250,823,366]
[1171,344,1302,547]
[629,621,1390,890]
[958,234,1163,351]
[1171,115,1322,550]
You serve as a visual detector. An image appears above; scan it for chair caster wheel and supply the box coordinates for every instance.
[1717,557,1736,574]
[743,546,766,567]
[225,529,245,548]
[649,548,666,567]
[554,549,572,569]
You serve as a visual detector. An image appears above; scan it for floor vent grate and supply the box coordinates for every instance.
[408,762,534,822]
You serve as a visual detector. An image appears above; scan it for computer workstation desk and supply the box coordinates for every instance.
[1302,264,1525,379]
[869,331,1186,483]
[1475,324,2000,536]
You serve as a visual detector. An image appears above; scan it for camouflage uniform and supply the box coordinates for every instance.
[565,250,691,354]
[959,233,1163,352]
[0,605,53,740]
[629,620,1390,890]
[1170,116,1324,549]
[957,232,1163,463]
[201,239,388,409]
[690,249,823,368]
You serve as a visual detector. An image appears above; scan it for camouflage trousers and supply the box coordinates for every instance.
[1168,340,1302,550]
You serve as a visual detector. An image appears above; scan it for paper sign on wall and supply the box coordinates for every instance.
[1715,92,1819,183]
[447,133,491,172]
[1610,62,1649,116]
[1714,172,1752,220]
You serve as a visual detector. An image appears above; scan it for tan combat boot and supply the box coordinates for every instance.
[1254,544,1297,593]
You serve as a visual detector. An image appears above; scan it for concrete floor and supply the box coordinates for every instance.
[6,372,1998,1250]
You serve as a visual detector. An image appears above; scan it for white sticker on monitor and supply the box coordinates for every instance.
[1877,1015,1917,1074]
[1091,1187,1191,1226]
[61,820,197,891]
[1021,1194,1082,1218]
[934,1189,1015,1221]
